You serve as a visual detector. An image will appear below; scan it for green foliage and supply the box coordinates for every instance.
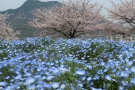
[0,50,8,60]
[0,65,17,84]
[55,71,76,84]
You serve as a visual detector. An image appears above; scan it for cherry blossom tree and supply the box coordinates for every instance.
[105,0,135,35]
[0,14,20,40]
[100,21,129,36]
[29,0,105,39]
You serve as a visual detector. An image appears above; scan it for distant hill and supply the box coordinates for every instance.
[0,0,61,38]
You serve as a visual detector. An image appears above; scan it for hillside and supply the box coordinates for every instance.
[0,0,61,38]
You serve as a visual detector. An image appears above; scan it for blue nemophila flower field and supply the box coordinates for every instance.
[1,37,135,90]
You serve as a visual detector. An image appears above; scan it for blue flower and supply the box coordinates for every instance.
[46,76,54,81]
[87,76,92,81]
[0,82,7,86]
[127,61,133,66]
[15,75,22,80]
[60,84,66,89]
[24,77,35,85]
[119,86,124,90]
[52,82,60,89]
[120,71,129,78]
[122,80,128,86]
[105,75,112,81]
[27,85,36,89]
[75,69,85,75]
[131,78,135,84]
[42,83,52,88]
[131,66,135,72]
